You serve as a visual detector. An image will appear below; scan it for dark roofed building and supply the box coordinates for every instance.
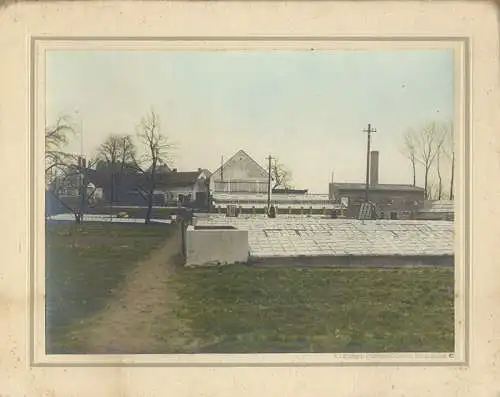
[89,164,211,209]
[329,182,425,219]
[330,183,425,193]
[157,171,200,186]
[329,151,425,219]
[147,162,171,175]
[156,169,210,208]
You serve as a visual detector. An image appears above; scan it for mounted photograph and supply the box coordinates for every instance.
[42,44,459,357]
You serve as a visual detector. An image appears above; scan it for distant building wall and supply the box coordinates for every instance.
[333,188,425,219]
[416,211,454,221]
[210,150,268,193]
[213,180,268,193]
[163,186,194,203]
[160,179,209,207]
[416,200,454,221]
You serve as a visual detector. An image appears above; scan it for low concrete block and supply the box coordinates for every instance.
[185,225,249,267]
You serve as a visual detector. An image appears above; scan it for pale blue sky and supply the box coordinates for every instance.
[46,49,454,193]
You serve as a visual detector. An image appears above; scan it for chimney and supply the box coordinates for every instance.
[369,151,379,186]
[329,183,336,201]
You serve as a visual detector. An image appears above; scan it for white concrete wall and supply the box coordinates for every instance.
[185,226,249,266]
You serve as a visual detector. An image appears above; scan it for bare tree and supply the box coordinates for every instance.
[413,122,443,199]
[436,147,443,200]
[133,110,173,224]
[45,116,76,183]
[97,134,136,204]
[434,124,447,200]
[441,121,455,200]
[46,155,99,223]
[271,159,292,190]
[401,128,418,187]
[45,116,100,223]
[45,116,79,220]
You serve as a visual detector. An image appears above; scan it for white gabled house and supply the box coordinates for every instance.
[209,149,341,215]
[210,149,269,193]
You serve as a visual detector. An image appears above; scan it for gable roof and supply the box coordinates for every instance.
[89,168,205,190]
[154,164,172,174]
[198,168,212,177]
[212,149,268,177]
[331,183,425,192]
[156,171,204,188]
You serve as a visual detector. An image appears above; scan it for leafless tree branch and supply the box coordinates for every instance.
[400,128,418,187]
[271,159,292,190]
[405,122,446,199]
[96,134,137,204]
[134,109,174,223]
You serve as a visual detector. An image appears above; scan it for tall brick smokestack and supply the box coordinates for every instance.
[370,150,379,186]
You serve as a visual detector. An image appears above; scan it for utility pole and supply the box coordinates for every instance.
[80,120,84,157]
[109,163,114,222]
[267,155,272,210]
[363,123,376,202]
[78,156,87,223]
[220,155,224,191]
[76,109,86,223]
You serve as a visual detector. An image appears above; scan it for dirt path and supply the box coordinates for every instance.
[71,225,200,354]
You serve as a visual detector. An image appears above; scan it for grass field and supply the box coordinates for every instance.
[45,221,455,354]
[45,221,173,353]
[165,265,455,353]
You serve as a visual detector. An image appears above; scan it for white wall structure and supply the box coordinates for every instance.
[164,183,205,201]
[157,170,210,204]
[210,149,269,193]
[185,225,249,266]
[92,187,104,200]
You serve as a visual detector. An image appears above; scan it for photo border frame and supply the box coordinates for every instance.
[30,35,471,368]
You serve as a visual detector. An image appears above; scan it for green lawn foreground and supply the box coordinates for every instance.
[45,221,173,353]
[164,265,455,354]
[45,221,455,354]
